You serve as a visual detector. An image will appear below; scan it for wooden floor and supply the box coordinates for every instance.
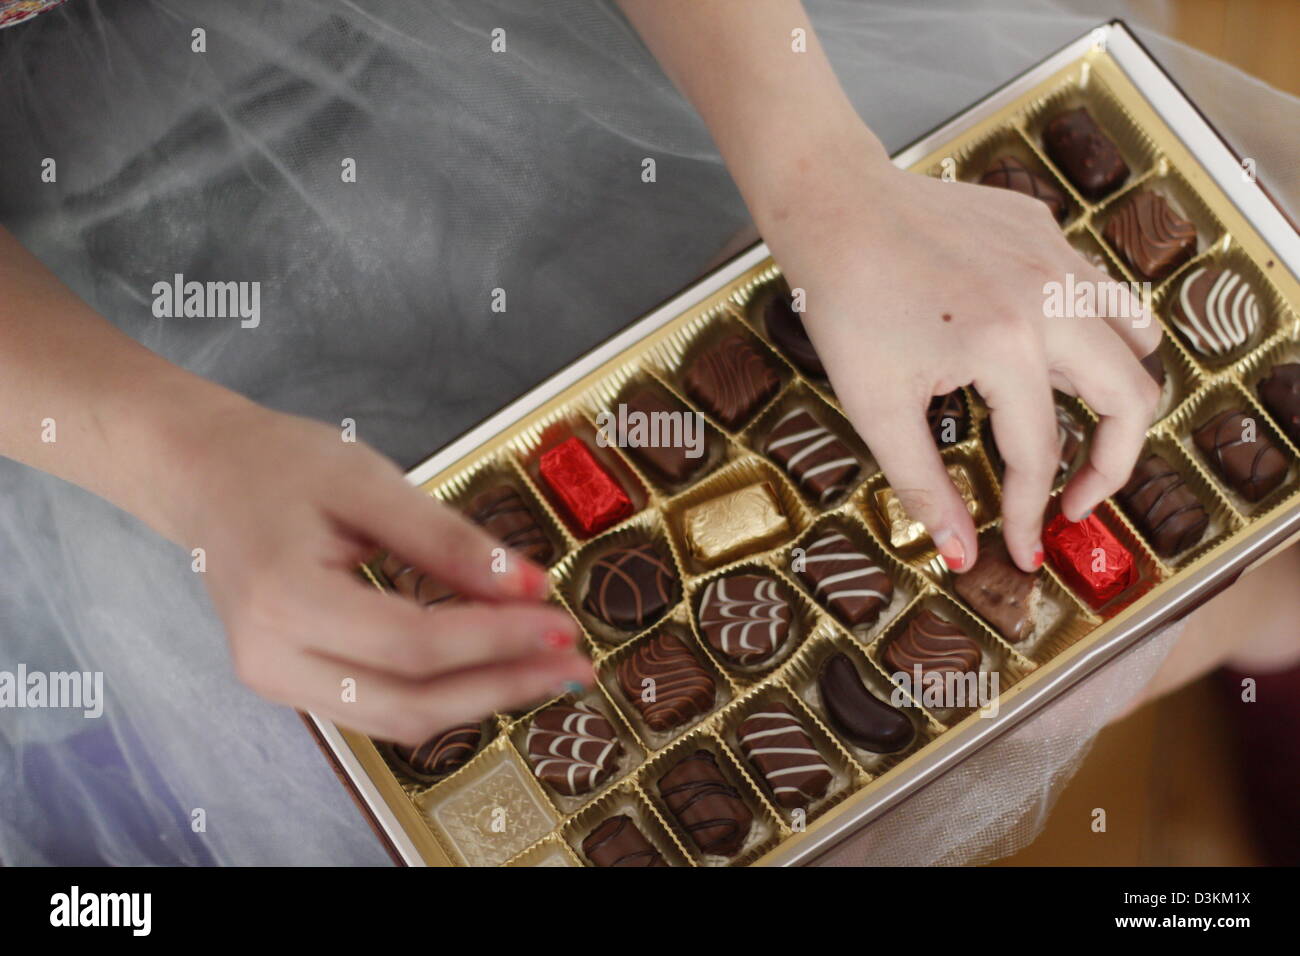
[1169,0,1300,97]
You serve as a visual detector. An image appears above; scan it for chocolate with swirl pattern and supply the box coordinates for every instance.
[1193,409,1288,502]
[378,552,455,608]
[684,334,780,429]
[764,408,860,504]
[1117,454,1209,557]
[617,631,715,732]
[583,541,678,631]
[1103,190,1197,281]
[525,701,622,796]
[468,485,554,565]
[582,815,668,867]
[738,703,833,810]
[1169,266,1261,360]
[979,155,1068,222]
[392,722,483,777]
[883,610,982,685]
[697,573,792,666]
[657,749,753,857]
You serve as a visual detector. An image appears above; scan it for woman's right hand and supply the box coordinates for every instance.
[173,400,592,746]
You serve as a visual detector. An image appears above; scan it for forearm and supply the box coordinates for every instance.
[0,226,254,543]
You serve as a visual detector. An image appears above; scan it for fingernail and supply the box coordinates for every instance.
[542,628,574,651]
[934,529,966,572]
[559,680,585,695]
[517,562,550,599]
[1033,549,1045,569]
[1077,509,1093,522]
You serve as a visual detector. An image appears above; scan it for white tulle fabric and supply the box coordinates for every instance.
[0,0,1292,865]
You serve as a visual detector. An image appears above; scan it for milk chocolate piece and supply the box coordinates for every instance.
[469,485,554,565]
[1170,266,1261,359]
[620,385,707,485]
[1103,190,1197,282]
[657,749,753,857]
[582,815,668,867]
[1118,454,1209,557]
[761,288,825,377]
[765,408,860,504]
[682,481,790,565]
[796,530,893,627]
[1042,107,1129,200]
[392,722,483,777]
[616,631,715,732]
[953,540,1042,643]
[525,702,622,796]
[927,390,968,447]
[538,436,634,536]
[875,464,982,549]
[684,334,780,429]
[1193,409,1288,502]
[979,155,1068,222]
[737,703,832,810]
[379,552,455,608]
[816,653,915,753]
[584,542,678,631]
[883,610,982,685]
[1259,363,1300,446]
[697,573,792,666]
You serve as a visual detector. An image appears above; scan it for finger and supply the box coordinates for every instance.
[974,345,1057,572]
[1074,260,1162,359]
[849,397,978,572]
[333,469,549,603]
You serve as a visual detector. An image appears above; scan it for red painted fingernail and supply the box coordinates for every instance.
[542,629,574,651]
[518,562,549,599]
[936,531,966,572]
[1033,549,1045,569]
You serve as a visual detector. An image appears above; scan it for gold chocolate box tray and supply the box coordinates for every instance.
[305,21,1300,867]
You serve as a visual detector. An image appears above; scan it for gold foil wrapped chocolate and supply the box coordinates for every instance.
[683,481,790,565]
[874,464,983,550]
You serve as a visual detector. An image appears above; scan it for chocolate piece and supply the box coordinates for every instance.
[875,464,982,550]
[927,390,968,447]
[684,334,780,429]
[1042,107,1129,200]
[761,288,825,377]
[538,436,634,537]
[979,155,1068,222]
[796,530,893,627]
[1102,190,1197,282]
[737,703,832,810]
[682,481,789,565]
[657,749,753,857]
[697,573,792,666]
[1141,351,1167,388]
[1259,363,1300,446]
[764,408,860,504]
[1169,266,1261,359]
[392,722,483,777]
[816,653,915,753]
[953,540,1042,643]
[619,385,708,485]
[379,552,455,608]
[883,610,981,685]
[584,542,678,631]
[616,631,715,732]
[1055,404,1086,476]
[469,485,554,565]
[582,815,668,867]
[1042,513,1137,608]
[525,702,622,796]
[1193,409,1288,502]
[1118,454,1209,557]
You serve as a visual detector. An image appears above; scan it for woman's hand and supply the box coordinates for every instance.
[173,402,592,745]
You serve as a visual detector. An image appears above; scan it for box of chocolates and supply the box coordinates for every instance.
[305,21,1300,866]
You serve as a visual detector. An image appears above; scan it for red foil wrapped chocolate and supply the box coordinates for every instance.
[538,437,634,537]
[1042,512,1136,609]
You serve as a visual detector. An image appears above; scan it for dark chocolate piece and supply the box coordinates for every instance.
[684,334,780,429]
[469,485,554,565]
[1141,351,1167,388]
[379,552,455,608]
[616,631,715,732]
[1193,409,1288,502]
[953,540,1042,644]
[1259,363,1300,447]
[697,573,792,666]
[816,653,915,753]
[1103,190,1197,282]
[979,155,1068,222]
[620,385,708,485]
[1117,454,1209,557]
[738,702,832,810]
[583,542,678,631]
[657,749,753,857]
[927,390,968,447]
[883,610,981,684]
[761,288,825,377]
[582,815,668,867]
[1042,107,1129,200]
[392,722,483,777]
[1169,266,1261,359]
[764,408,860,504]
[796,530,894,628]
[525,702,622,796]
